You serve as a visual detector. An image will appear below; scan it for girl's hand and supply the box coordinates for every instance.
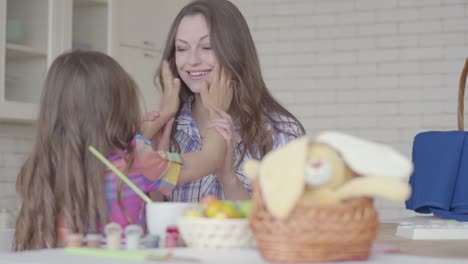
[142,111,163,139]
[201,67,233,112]
[155,117,174,151]
[143,111,160,122]
[143,110,174,151]
[161,61,181,118]
[206,106,237,179]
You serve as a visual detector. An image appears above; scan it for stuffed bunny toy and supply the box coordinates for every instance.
[244,131,413,219]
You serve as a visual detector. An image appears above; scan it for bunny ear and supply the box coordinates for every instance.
[259,136,310,219]
[316,131,413,180]
[243,159,261,182]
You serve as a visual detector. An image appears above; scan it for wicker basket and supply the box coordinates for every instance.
[249,180,379,262]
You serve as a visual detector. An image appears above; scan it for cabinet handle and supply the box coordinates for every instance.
[143,53,154,58]
[143,40,155,47]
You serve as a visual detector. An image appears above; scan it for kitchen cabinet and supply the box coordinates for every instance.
[112,0,189,112]
[0,0,63,121]
[72,0,110,54]
[0,0,110,122]
[0,0,189,121]
[114,0,188,52]
[115,45,162,112]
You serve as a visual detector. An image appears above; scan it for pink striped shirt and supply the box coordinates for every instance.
[105,135,182,230]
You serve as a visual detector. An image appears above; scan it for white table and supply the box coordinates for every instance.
[2,223,468,263]
[0,248,467,264]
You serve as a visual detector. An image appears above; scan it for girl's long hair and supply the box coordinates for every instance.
[14,50,142,250]
[156,0,305,164]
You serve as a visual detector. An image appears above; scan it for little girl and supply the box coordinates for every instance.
[14,50,229,250]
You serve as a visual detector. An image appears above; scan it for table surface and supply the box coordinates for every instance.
[377,223,468,259]
[0,224,467,264]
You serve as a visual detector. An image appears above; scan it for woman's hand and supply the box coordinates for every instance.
[205,106,250,200]
[206,106,237,179]
[201,67,233,112]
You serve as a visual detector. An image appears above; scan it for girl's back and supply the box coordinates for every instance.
[14,50,142,250]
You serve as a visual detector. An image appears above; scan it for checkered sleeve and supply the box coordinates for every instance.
[132,134,183,196]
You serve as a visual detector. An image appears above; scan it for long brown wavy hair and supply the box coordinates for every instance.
[156,0,305,164]
[14,50,142,250]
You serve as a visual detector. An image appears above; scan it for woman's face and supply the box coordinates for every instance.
[175,14,218,94]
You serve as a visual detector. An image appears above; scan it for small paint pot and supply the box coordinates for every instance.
[85,233,102,248]
[104,222,122,250]
[144,234,160,248]
[66,233,83,248]
[124,224,143,251]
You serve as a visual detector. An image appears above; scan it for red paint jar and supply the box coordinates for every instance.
[164,226,179,248]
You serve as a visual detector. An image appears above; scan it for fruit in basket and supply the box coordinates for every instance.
[186,196,251,219]
[212,211,229,219]
[222,200,235,207]
[178,198,256,249]
[205,200,224,218]
[184,209,203,218]
[200,195,218,207]
[220,203,242,218]
[238,201,252,217]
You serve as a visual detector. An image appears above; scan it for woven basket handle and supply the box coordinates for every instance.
[458,59,468,131]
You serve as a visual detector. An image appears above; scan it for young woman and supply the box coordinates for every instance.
[156,0,305,202]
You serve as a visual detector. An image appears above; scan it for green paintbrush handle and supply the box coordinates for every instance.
[88,146,152,204]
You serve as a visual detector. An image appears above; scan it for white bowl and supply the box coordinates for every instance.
[177,217,255,248]
[146,202,192,240]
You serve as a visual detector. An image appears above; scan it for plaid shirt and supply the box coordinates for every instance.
[168,97,303,202]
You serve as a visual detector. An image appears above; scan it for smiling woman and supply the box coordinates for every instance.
[174,14,215,93]
[155,0,305,202]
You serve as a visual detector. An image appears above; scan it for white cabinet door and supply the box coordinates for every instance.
[0,0,111,122]
[0,0,63,122]
[72,0,109,53]
[114,0,189,51]
[115,45,162,113]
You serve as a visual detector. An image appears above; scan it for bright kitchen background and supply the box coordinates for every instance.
[1,0,467,226]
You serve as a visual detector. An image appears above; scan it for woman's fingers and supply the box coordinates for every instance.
[212,63,221,88]
[200,80,210,108]
[211,106,233,123]
[207,121,231,131]
[201,65,233,112]
[213,126,230,142]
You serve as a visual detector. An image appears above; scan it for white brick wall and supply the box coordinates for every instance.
[1,0,467,221]
[0,124,34,217]
[231,0,468,219]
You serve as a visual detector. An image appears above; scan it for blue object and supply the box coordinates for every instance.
[144,234,160,248]
[406,131,468,221]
